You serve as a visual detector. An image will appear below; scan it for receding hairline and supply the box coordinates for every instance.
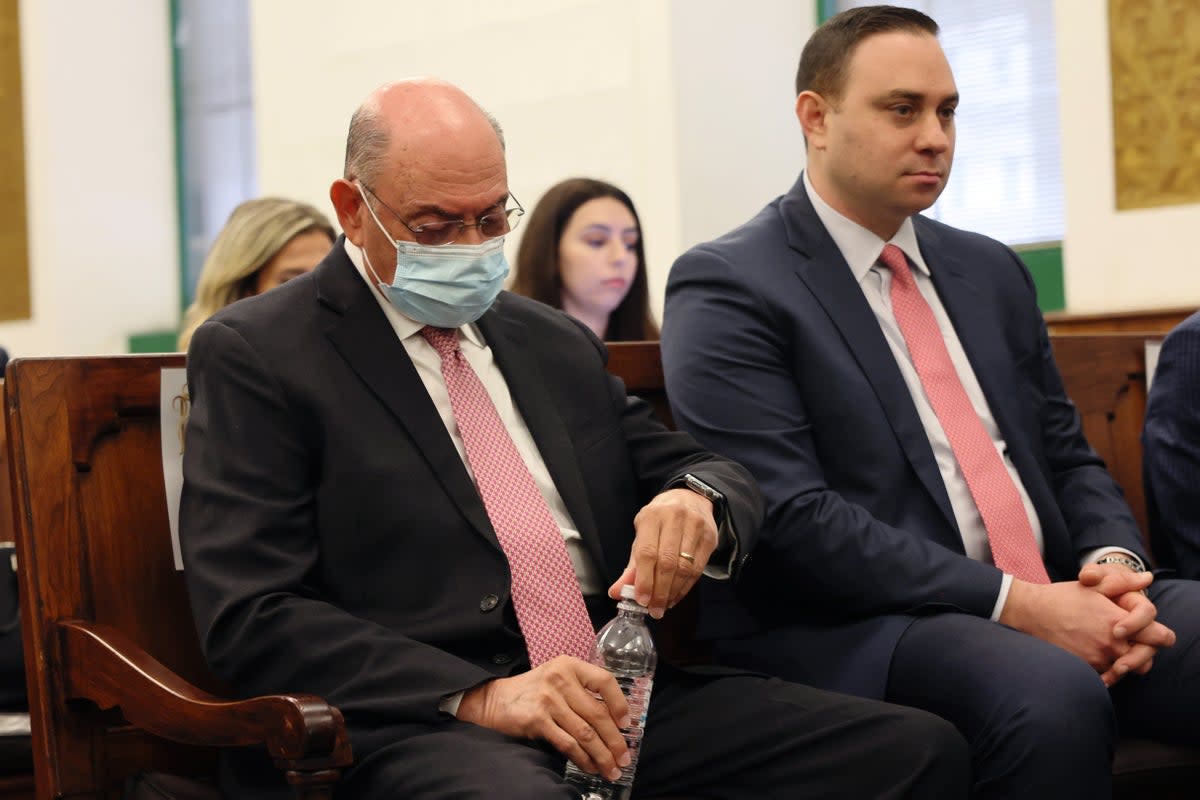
[342,91,506,184]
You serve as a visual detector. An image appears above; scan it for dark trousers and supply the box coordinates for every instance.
[718,578,1200,800]
[337,663,969,799]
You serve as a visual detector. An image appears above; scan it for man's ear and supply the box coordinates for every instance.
[796,90,830,149]
[330,178,366,246]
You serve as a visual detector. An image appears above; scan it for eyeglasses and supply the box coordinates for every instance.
[359,183,524,246]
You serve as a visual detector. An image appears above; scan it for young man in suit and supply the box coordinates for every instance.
[1144,310,1200,578]
[179,77,967,799]
[662,6,1200,798]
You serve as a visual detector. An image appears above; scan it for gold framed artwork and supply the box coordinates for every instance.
[1109,0,1200,211]
[0,0,29,321]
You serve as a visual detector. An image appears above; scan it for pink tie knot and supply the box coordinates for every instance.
[879,244,914,287]
[420,326,459,358]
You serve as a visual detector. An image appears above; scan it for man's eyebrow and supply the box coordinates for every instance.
[408,194,510,220]
[879,89,960,105]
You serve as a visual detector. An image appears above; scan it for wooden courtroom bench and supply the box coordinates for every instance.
[4,356,352,799]
[0,380,34,800]
[606,336,1200,800]
[1044,306,1195,337]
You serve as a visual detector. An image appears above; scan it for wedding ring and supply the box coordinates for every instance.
[679,551,695,563]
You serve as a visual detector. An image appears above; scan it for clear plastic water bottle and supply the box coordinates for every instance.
[563,584,657,800]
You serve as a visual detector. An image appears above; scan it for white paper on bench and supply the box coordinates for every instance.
[1145,339,1163,393]
[160,368,188,571]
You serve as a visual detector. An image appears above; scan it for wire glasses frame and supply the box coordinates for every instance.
[359,183,524,246]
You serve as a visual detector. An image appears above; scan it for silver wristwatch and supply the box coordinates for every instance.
[1095,554,1145,573]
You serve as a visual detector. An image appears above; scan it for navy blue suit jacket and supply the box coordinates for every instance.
[1144,310,1200,578]
[662,175,1146,697]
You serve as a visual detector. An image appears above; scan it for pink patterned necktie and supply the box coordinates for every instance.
[420,326,596,665]
[879,245,1050,584]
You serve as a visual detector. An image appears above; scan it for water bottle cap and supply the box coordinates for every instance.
[619,584,638,601]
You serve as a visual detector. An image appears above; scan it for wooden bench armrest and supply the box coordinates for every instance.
[57,620,352,770]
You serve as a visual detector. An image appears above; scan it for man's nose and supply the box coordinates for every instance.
[916,113,951,153]
[459,223,489,245]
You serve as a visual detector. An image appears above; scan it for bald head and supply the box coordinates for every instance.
[330,78,513,285]
[343,78,505,187]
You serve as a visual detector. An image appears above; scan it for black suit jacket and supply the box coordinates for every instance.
[180,241,762,789]
[662,175,1146,697]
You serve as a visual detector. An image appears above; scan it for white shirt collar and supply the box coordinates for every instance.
[801,170,930,283]
[343,238,486,349]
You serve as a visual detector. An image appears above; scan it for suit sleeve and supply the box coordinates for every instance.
[569,315,764,578]
[181,320,494,727]
[663,247,1002,618]
[1022,289,1147,563]
[613,375,762,578]
[1143,319,1200,576]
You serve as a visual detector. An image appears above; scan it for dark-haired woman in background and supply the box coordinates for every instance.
[512,177,658,340]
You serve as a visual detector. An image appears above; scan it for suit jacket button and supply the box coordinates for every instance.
[491,653,512,665]
[479,594,499,612]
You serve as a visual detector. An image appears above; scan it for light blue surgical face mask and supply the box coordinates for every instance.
[358,185,509,328]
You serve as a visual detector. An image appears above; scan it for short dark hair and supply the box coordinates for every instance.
[795,5,939,101]
[512,178,659,342]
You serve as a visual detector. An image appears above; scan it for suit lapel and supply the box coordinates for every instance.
[781,183,959,535]
[477,303,611,577]
[314,244,498,548]
[920,225,1031,490]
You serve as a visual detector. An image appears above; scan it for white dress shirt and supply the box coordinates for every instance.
[802,173,1139,618]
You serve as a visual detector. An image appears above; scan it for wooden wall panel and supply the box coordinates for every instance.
[1109,0,1200,210]
[0,0,29,322]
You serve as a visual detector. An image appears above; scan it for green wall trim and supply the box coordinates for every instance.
[1016,244,1065,313]
[128,330,181,354]
[123,6,185,358]
[817,0,838,24]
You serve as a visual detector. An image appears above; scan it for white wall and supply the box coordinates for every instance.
[9,0,1190,362]
[0,0,178,358]
[670,0,810,250]
[1056,0,1200,311]
[250,0,815,321]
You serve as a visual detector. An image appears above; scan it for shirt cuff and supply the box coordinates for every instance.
[990,572,1014,622]
[702,507,737,581]
[1081,546,1145,571]
[439,691,465,717]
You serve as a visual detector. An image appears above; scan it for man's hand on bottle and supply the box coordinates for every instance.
[607,488,717,618]
[457,656,631,778]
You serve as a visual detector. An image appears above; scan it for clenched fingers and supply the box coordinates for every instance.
[1078,563,1153,599]
[1101,642,1158,687]
[456,657,630,777]
[547,660,631,777]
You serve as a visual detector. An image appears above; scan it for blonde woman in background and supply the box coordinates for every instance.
[177,197,337,350]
